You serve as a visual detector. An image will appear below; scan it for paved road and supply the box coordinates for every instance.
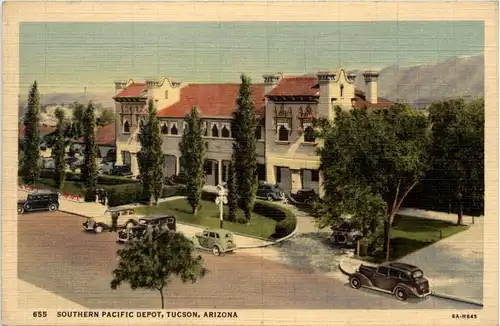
[18,211,480,310]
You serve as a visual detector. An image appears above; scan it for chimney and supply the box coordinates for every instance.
[262,73,281,94]
[362,71,380,104]
[145,77,160,89]
[114,80,127,91]
[316,71,337,119]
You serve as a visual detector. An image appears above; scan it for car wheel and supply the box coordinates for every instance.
[336,233,347,244]
[266,194,274,201]
[48,204,57,211]
[126,221,134,229]
[17,206,24,214]
[349,276,362,289]
[212,246,221,256]
[394,287,408,301]
[94,225,104,234]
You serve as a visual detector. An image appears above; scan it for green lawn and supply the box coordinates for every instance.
[365,214,469,262]
[135,199,277,239]
[19,178,86,196]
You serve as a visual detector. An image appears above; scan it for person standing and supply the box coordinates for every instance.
[110,212,118,232]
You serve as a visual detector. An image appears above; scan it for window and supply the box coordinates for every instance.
[209,232,216,238]
[400,272,410,280]
[204,161,212,175]
[212,124,219,137]
[203,231,209,237]
[215,233,220,239]
[340,84,344,97]
[303,126,315,143]
[255,125,262,140]
[222,163,228,182]
[275,167,282,183]
[123,120,130,133]
[161,123,168,134]
[389,269,401,279]
[278,125,288,141]
[311,170,320,182]
[170,124,178,135]
[221,126,230,138]
[165,90,169,99]
[376,266,389,276]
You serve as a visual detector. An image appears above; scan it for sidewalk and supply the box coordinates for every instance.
[17,278,86,309]
[336,218,484,304]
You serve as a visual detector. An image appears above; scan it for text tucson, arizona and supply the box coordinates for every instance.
[56,311,239,319]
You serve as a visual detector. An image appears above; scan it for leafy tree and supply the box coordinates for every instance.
[427,98,484,224]
[179,106,206,215]
[97,107,115,126]
[21,81,42,185]
[226,160,238,222]
[52,108,67,191]
[82,102,99,200]
[232,74,259,221]
[111,228,208,309]
[138,99,164,204]
[67,102,85,140]
[314,105,430,261]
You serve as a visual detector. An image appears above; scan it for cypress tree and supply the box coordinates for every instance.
[179,106,206,216]
[226,160,238,222]
[21,81,42,185]
[232,74,259,222]
[138,99,164,204]
[82,102,99,201]
[53,108,67,191]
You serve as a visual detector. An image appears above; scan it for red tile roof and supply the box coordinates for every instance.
[114,83,147,98]
[18,123,56,138]
[266,77,319,97]
[353,90,393,109]
[76,121,116,146]
[157,84,266,118]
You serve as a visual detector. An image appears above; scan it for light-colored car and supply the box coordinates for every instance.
[116,215,177,243]
[191,228,237,256]
[82,208,141,233]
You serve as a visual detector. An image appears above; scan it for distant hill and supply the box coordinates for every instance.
[354,53,484,107]
[19,92,114,109]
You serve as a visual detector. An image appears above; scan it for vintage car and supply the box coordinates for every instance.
[82,207,140,233]
[330,220,363,247]
[18,191,59,214]
[117,215,177,243]
[287,188,320,206]
[191,228,237,256]
[256,182,287,202]
[339,262,431,301]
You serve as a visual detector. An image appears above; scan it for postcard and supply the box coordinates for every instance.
[2,1,498,325]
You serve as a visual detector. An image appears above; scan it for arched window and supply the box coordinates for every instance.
[161,123,168,134]
[123,120,130,133]
[170,124,178,135]
[212,124,219,137]
[221,126,230,138]
[255,125,262,140]
[278,125,288,141]
[303,126,316,143]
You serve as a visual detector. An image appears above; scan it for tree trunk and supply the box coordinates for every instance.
[158,287,165,309]
[193,206,198,216]
[457,201,464,225]
[384,221,391,261]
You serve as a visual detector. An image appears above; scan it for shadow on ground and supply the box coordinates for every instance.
[274,231,347,273]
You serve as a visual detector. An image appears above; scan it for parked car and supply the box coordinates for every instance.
[339,262,431,301]
[191,228,237,256]
[111,164,133,177]
[330,220,363,246]
[117,215,177,243]
[288,188,320,206]
[18,191,59,214]
[256,182,286,202]
[82,208,140,233]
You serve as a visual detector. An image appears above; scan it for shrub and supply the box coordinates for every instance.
[161,185,187,198]
[201,191,217,202]
[253,201,287,222]
[84,187,97,202]
[105,183,143,207]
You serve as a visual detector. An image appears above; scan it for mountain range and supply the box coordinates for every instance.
[19,53,483,113]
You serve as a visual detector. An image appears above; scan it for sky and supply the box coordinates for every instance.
[19,21,484,96]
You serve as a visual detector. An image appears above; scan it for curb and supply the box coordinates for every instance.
[431,291,483,307]
[236,225,299,249]
[59,210,91,219]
